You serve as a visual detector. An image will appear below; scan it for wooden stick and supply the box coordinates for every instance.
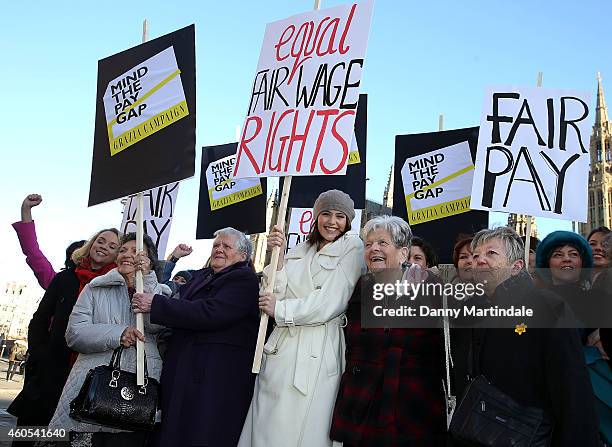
[252,0,321,373]
[135,19,149,387]
[252,176,292,373]
[524,72,543,270]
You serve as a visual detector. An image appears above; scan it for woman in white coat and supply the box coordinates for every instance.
[239,189,365,447]
[48,233,171,447]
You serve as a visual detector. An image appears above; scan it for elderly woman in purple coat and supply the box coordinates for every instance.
[132,227,260,447]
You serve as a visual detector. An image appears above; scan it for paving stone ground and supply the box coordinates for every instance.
[0,359,22,446]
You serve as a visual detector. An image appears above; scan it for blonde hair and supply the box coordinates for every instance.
[71,228,120,267]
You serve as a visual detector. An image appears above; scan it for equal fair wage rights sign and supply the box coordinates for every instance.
[233,1,374,179]
[471,86,591,221]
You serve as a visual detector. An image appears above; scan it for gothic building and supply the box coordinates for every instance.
[507,214,538,238]
[383,165,394,210]
[579,73,612,235]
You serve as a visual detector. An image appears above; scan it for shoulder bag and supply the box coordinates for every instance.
[448,331,553,446]
[69,346,159,431]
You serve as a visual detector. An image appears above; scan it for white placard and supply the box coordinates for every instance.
[470,86,591,222]
[233,1,374,178]
[120,183,179,258]
[103,46,189,156]
[286,207,362,250]
[401,141,474,225]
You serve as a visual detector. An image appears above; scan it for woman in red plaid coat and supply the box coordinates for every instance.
[331,216,447,446]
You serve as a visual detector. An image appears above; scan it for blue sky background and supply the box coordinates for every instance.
[1,0,609,293]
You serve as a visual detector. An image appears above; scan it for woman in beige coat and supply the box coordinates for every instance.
[239,190,364,447]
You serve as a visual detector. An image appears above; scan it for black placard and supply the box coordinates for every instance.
[393,127,489,264]
[196,143,267,239]
[89,25,196,206]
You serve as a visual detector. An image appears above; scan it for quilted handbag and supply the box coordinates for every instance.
[69,346,159,431]
[449,375,553,446]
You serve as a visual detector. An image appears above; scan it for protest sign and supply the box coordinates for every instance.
[120,183,179,257]
[197,143,267,239]
[287,207,362,250]
[89,25,196,206]
[205,155,263,211]
[233,1,374,179]
[401,141,474,225]
[394,127,488,264]
[471,86,591,221]
[285,94,367,209]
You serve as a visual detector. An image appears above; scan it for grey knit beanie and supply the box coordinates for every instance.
[312,189,355,223]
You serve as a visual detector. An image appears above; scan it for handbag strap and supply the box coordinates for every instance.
[442,289,456,428]
[467,328,486,380]
[109,346,150,380]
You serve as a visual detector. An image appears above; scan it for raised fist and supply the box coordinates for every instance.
[22,194,42,209]
[171,244,193,259]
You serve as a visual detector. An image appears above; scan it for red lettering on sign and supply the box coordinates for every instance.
[320,109,353,174]
[274,3,358,84]
[299,210,313,234]
[233,116,263,176]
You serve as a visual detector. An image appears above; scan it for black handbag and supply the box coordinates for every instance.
[449,331,553,446]
[69,346,159,431]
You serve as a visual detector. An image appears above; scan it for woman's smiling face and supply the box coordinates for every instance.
[316,210,347,246]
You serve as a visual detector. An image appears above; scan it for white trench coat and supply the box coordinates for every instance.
[239,233,364,447]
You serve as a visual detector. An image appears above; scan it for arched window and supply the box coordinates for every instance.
[597,142,603,162]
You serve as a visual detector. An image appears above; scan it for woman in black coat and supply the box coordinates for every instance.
[8,228,119,428]
[451,227,600,446]
[132,227,260,447]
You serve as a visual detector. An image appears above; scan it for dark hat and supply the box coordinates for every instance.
[536,231,593,280]
[173,270,193,282]
[312,189,355,223]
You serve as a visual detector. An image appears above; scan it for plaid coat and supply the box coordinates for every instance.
[331,274,447,447]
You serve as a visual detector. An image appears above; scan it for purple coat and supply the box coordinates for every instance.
[150,260,259,447]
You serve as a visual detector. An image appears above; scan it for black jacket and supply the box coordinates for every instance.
[451,273,601,446]
[8,269,79,424]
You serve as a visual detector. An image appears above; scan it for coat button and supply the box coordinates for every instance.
[351,366,361,375]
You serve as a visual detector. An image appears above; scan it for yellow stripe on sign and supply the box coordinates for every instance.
[109,100,189,156]
[107,68,182,137]
[406,196,471,225]
[208,184,263,211]
[405,164,474,200]
[348,150,361,165]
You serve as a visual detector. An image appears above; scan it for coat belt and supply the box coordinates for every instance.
[263,314,346,396]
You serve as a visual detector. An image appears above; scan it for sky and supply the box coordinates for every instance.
[1,0,609,297]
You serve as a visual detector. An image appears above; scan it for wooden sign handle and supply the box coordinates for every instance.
[523,72,543,270]
[135,19,149,387]
[252,176,292,373]
[251,0,322,374]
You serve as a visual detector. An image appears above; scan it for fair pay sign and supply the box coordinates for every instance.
[471,86,590,221]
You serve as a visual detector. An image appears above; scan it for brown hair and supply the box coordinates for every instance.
[307,214,352,247]
[452,234,474,268]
